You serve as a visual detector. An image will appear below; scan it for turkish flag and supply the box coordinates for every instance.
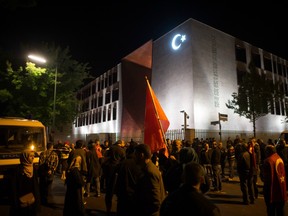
[144,77,170,157]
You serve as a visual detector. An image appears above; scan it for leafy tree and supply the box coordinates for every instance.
[226,61,283,137]
[0,42,92,131]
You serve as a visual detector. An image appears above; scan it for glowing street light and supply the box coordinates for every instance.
[28,55,47,63]
[28,54,57,137]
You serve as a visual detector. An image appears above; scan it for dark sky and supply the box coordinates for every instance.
[1,1,288,77]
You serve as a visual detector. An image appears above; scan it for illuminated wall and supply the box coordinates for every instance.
[152,18,288,138]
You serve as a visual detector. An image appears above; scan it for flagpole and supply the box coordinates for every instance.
[145,76,168,147]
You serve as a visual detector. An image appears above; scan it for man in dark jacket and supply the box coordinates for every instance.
[237,142,253,205]
[211,140,222,192]
[160,161,221,216]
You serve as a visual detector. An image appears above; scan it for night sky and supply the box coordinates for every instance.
[1,1,287,77]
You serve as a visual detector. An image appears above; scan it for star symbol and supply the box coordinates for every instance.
[280,175,285,183]
[181,35,186,42]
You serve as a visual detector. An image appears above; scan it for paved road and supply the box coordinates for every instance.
[1,172,288,216]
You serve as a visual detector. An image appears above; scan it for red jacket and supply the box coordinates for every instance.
[263,152,287,203]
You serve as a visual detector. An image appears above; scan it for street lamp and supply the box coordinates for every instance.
[28,54,57,137]
[180,110,189,140]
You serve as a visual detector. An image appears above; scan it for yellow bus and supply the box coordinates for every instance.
[0,117,47,194]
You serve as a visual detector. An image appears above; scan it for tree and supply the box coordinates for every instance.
[0,42,92,131]
[226,61,283,137]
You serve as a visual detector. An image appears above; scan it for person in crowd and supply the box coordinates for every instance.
[157,146,170,177]
[102,139,126,215]
[227,142,236,180]
[133,143,166,216]
[54,140,64,174]
[63,156,86,216]
[38,142,59,206]
[165,138,172,155]
[263,145,287,216]
[100,140,110,192]
[168,139,182,166]
[211,140,222,192]
[258,138,267,182]
[219,141,227,178]
[226,137,233,149]
[276,139,288,188]
[199,142,213,179]
[60,141,71,180]
[160,161,221,216]
[54,140,71,180]
[237,142,254,205]
[68,139,88,199]
[68,139,88,175]
[115,141,141,216]
[164,146,201,194]
[248,137,261,200]
[234,138,244,162]
[10,149,41,216]
[85,140,102,198]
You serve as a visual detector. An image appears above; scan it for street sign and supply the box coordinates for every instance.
[211,120,219,125]
[219,113,228,121]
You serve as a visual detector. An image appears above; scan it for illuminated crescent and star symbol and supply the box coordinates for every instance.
[171,34,186,50]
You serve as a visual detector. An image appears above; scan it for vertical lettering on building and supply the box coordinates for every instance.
[211,35,219,108]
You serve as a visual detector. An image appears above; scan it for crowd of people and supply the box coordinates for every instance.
[8,135,288,216]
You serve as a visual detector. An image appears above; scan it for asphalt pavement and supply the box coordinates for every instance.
[1,171,288,216]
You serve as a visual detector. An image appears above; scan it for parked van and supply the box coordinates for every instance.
[0,117,47,195]
[277,130,288,145]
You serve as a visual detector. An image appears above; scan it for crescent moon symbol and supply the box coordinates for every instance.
[275,158,285,184]
[171,34,182,50]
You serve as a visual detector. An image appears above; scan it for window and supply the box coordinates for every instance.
[108,74,113,86]
[105,91,111,104]
[101,79,104,90]
[275,100,281,115]
[112,88,119,102]
[97,80,101,91]
[113,70,118,83]
[277,62,284,77]
[103,107,106,122]
[95,109,99,123]
[98,108,102,123]
[98,94,103,107]
[92,83,96,94]
[264,57,272,72]
[108,105,111,121]
[113,103,117,120]
[105,76,108,88]
[235,45,246,63]
[251,52,261,68]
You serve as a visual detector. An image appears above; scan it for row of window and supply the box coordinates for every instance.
[235,43,288,117]
[81,87,119,112]
[77,67,118,100]
[75,103,118,127]
[235,44,288,78]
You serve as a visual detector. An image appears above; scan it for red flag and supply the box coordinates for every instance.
[144,77,170,157]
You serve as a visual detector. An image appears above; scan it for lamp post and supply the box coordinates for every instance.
[28,54,57,138]
[52,65,57,132]
[180,110,189,140]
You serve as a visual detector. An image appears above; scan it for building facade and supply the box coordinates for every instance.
[72,41,152,143]
[72,18,288,143]
[152,18,288,142]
